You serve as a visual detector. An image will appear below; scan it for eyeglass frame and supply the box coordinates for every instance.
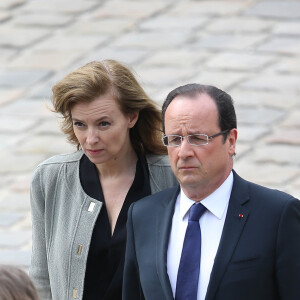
[162,129,230,147]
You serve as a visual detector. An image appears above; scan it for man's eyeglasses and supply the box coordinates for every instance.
[162,130,229,147]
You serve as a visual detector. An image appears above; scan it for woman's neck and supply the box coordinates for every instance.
[96,146,138,179]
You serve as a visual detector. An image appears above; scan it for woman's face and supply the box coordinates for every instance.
[71,93,138,166]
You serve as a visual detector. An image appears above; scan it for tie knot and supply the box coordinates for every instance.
[189,203,206,221]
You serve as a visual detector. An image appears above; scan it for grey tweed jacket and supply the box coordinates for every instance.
[29,150,177,300]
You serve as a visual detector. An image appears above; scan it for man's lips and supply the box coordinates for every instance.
[178,166,197,170]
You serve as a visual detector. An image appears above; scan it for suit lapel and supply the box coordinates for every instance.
[205,171,250,300]
[156,186,180,300]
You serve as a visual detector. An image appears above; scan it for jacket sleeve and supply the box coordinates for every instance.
[123,203,145,300]
[276,196,300,299]
[29,166,52,300]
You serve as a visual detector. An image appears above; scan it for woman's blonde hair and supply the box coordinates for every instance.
[52,60,166,155]
[0,265,40,300]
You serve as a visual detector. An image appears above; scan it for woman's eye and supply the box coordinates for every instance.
[74,121,85,128]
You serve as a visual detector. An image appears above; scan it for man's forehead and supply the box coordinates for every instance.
[166,93,217,116]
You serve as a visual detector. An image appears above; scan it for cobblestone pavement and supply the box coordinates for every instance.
[0,0,300,270]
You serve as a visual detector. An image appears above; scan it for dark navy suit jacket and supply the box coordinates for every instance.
[123,171,300,300]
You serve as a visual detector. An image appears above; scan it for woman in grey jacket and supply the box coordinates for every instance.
[30,60,177,300]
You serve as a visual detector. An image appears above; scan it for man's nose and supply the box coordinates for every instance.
[178,137,194,158]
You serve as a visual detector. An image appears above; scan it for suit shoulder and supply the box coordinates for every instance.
[132,186,179,211]
[248,181,295,202]
[235,172,297,207]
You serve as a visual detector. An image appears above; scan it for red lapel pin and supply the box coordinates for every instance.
[238,213,244,218]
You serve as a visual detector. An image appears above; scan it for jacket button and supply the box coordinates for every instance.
[88,202,96,212]
[77,245,83,255]
[72,288,78,299]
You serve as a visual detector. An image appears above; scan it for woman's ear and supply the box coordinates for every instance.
[128,111,139,128]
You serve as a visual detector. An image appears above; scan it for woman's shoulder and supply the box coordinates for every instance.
[38,150,83,167]
[32,150,83,178]
[145,154,171,166]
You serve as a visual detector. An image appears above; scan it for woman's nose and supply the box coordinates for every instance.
[86,128,99,145]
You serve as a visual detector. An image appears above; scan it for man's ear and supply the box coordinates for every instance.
[228,128,237,156]
[128,111,139,128]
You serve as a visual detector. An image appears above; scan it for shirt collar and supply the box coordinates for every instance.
[179,171,234,221]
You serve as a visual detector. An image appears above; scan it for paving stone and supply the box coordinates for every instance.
[193,33,266,51]
[169,1,251,16]
[254,145,300,165]
[134,66,194,87]
[237,125,270,143]
[240,73,300,92]
[234,143,252,158]
[0,250,31,267]
[0,231,31,247]
[281,111,300,128]
[272,21,300,36]
[2,173,32,194]
[0,88,25,107]
[236,106,285,126]
[0,151,46,173]
[0,49,16,64]
[0,0,25,9]
[20,0,99,14]
[33,34,107,52]
[206,17,275,33]
[206,52,276,71]
[0,176,13,190]
[0,25,49,48]
[140,49,211,67]
[246,1,300,19]
[270,57,300,74]
[289,176,300,189]
[0,115,37,133]
[27,81,54,100]
[8,50,82,71]
[234,161,299,187]
[111,31,190,49]
[81,47,149,66]
[192,70,248,90]
[0,212,24,227]
[266,129,300,145]
[0,192,30,211]
[67,18,136,35]
[0,134,26,151]
[258,37,300,55]
[0,70,51,88]
[0,11,11,22]
[12,13,74,27]
[17,134,74,155]
[32,118,64,135]
[92,1,169,19]
[139,15,207,31]
[230,89,298,110]
[0,98,52,118]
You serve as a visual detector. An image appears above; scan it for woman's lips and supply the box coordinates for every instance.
[86,149,103,155]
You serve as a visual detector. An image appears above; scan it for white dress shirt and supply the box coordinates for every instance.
[167,172,233,300]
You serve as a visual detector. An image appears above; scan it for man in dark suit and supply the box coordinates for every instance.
[123,84,300,300]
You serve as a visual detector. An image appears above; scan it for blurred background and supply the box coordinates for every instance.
[0,0,299,269]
